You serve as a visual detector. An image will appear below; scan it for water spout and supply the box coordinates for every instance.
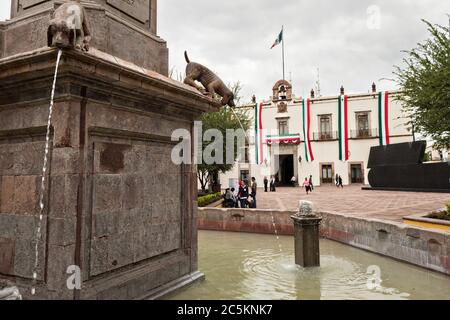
[31,49,63,296]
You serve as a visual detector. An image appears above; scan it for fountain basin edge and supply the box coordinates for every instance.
[198,208,450,276]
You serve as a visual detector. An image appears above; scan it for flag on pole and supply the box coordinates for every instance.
[338,95,349,161]
[270,28,283,49]
[302,98,314,162]
[378,91,390,146]
[255,103,264,164]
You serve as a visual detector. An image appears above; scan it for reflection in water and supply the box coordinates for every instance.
[169,231,450,300]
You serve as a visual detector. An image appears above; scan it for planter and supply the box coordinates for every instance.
[403,210,450,232]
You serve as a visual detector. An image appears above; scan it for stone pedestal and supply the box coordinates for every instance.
[0,47,219,299]
[291,215,322,268]
[1,0,167,74]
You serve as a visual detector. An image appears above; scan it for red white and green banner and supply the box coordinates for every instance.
[378,91,390,146]
[255,103,264,164]
[338,95,349,161]
[302,98,314,162]
[266,134,301,146]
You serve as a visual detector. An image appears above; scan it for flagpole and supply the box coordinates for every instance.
[282,25,285,80]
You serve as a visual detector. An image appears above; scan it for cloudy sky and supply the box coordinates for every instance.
[1,1,448,102]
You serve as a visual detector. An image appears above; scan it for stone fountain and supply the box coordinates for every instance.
[291,201,322,267]
[0,0,220,299]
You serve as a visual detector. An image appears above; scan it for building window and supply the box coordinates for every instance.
[351,111,377,139]
[357,112,369,134]
[319,115,332,139]
[277,119,289,135]
[239,140,250,163]
[244,140,250,163]
[240,170,249,184]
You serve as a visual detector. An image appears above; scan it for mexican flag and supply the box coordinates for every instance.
[255,102,264,164]
[302,98,314,162]
[270,28,283,49]
[338,95,349,161]
[378,91,390,146]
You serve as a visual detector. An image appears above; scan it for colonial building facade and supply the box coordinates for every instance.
[220,80,414,188]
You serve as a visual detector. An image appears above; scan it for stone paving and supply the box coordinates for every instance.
[256,185,450,222]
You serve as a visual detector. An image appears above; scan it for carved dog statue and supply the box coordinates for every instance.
[184,51,235,107]
[47,0,91,51]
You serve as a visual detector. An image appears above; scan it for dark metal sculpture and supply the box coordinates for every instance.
[47,0,91,51]
[184,51,235,107]
[367,141,450,192]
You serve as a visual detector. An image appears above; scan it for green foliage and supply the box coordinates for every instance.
[197,82,251,191]
[447,203,450,216]
[198,192,222,207]
[394,19,450,149]
[423,152,430,162]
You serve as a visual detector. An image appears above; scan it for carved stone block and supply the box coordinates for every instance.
[19,0,49,10]
[107,0,150,23]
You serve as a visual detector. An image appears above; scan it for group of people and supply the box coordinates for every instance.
[223,173,345,208]
[223,177,258,208]
[263,176,277,192]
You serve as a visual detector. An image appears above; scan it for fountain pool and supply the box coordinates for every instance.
[169,231,450,300]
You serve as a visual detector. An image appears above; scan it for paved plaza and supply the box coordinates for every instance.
[256,185,450,222]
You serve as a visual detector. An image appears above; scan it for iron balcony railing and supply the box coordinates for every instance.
[312,129,379,141]
[350,128,378,139]
[312,131,338,141]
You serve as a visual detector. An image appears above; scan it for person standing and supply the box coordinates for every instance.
[303,177,311,195]
[309,175,314,192]
[263,177,268,192]
[338,175,344,188]
[270,176,276,192]
[250,177,257,208]
[238,180,249,208]
[335,174,339,187]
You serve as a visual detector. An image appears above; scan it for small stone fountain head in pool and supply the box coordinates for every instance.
[291,200,322,267]
[297,200,315,217]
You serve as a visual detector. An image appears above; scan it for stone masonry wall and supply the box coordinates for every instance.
[0,48,218,299]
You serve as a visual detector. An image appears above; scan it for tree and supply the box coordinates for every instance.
[197,82,250,192]
[394,18,450,149]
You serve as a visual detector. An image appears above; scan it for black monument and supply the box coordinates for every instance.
[366,141,450,193]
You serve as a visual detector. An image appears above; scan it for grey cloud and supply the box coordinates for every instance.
[0,1,448,102]
[160,0,449,102]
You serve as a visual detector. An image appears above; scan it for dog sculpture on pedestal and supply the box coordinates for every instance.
[47,0,91,51]
[184,51,235,107]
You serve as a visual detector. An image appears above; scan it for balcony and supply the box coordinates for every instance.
[312,131,338,141]
[350,129,378,139]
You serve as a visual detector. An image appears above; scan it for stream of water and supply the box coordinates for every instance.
[31,49,63,296]
[229,106,283,253]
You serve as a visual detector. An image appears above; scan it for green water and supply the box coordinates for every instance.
[169,231,450,300]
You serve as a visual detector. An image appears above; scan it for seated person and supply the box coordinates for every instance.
[223,188,235,208]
